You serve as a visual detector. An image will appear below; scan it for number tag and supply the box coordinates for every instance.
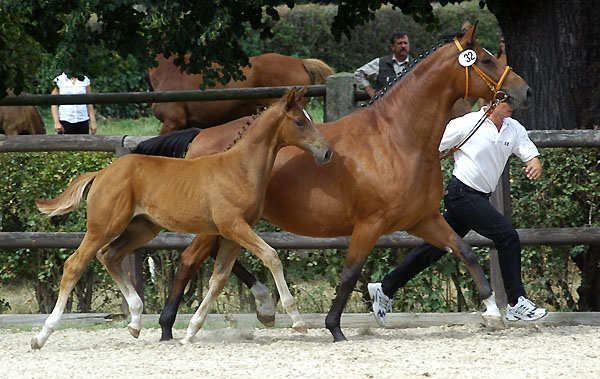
[458,49,477,67]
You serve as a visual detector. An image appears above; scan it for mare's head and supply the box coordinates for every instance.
[453,23,530,109]
[275,87,332,164]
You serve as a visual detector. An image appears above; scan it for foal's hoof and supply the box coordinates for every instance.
[128,326,141,339]
[256,311,276,328]
[292,322,308,334]
[30,337,41,350]
[482,314,506,330]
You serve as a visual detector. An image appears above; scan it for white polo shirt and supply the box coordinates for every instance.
[439,108,539,193]
[53,73,91,123]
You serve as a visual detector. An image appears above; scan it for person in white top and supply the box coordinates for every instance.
[51,72,97,134]
[368,101,548,326]
[353,32,412,99]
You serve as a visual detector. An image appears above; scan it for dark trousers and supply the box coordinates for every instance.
[381,176,526,305]
[59,120,89,134]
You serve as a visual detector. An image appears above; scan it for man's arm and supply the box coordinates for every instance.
[353,58,379,99]
[522,157,542,180]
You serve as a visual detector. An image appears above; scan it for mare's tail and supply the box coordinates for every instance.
[35,172,98,216]
[132,128,201,158]
[301,58,334,84]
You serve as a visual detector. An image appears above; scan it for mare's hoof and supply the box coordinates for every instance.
[256,311,276,327]
[292,322,308,334]
[179,338,192,345]
[128,326,141,339]
[30,337,41,350]
[482,314,506,330]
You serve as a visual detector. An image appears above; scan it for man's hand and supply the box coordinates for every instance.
[523,157,542,180]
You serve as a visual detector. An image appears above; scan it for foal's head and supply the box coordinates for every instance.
[276,87,332,164]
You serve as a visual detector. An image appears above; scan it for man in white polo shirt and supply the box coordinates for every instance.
[368,101,547,326]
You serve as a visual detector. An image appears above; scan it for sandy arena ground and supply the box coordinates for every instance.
[1,324,599,378]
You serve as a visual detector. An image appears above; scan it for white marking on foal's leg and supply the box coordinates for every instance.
[31,304,65,349]
[251,281,276,326]
[122,284,144,338]
[482,291,505,330]
[260,246,306,333]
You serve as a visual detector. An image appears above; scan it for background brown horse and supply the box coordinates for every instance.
[145,25,531,343]
[0,91,46,135]
[148,53,334,134]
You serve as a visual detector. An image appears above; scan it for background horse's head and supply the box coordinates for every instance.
[277,87,332,164]
[456,23,531,110]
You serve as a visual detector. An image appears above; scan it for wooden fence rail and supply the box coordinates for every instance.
[0,228,599,250]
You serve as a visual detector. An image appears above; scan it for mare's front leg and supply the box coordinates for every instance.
[159,235,221,341]
[221,219,307,333]
[97,216,162,338]
[408,213,503,328]
[326,220,386,342]
[181,238,241,344]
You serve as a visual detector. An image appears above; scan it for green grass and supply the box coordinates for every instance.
[40,107,162,136]
[39,98,324,136]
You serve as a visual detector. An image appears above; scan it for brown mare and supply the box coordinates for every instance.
[0,91,46,135]
[148,53,334,134]
[30,87,332,349]
[144,25,531,343]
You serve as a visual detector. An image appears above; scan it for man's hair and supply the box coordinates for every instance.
[389,32,408,44]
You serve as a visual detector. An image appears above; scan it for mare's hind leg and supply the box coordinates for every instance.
[407,212,503,328]
[96,216,162,338]
[181,238,241,344]
[31,235,109,349]
[220,219,306,333]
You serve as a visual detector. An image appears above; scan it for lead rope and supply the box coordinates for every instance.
[440,39,513,160]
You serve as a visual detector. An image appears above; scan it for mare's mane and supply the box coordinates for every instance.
[363,34,467,108]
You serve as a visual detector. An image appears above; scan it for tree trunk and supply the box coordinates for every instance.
[488,0,600,130]
[572,246,600,311]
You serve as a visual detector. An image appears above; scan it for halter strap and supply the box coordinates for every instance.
[440,39,513,161]
[453,37,512,100]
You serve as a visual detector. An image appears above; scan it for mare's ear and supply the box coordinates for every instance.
[284,87,297,110]
[460,20,479,47]
[295,86,307,103]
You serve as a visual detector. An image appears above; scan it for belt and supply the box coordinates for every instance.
[452,176,491,198]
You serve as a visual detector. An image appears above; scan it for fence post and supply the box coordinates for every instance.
[489,163,512,309]
[324,73,357,122]
[115,146,146,315]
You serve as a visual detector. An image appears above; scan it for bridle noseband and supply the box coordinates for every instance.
[453,37,511,101]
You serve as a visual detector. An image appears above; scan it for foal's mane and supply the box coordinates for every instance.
[224,100,278,152]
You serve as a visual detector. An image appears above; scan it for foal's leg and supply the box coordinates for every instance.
[408,212,503,327]
[159,235,221,341]
[159,234,276,341]
[96,216,161,338]
[181,238,241,344]
[31,235,108,349]
[220,220,306,333]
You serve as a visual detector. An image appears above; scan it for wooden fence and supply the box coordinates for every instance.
[1,79,599,309]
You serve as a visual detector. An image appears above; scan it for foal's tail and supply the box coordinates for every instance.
[301,58,334,84]
[132,128,201,158]
[35,172,98,216]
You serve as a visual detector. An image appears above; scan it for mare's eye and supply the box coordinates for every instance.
[295,119,306,127]
[482,58,492,64]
